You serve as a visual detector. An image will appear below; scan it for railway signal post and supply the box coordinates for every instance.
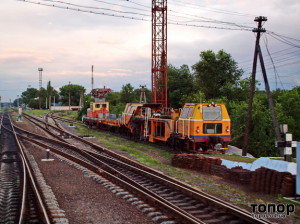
[276,124,297,162]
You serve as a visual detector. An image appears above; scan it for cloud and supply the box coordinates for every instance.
[97,37,123,45]
[109,68,133,72]
[0,0,299,102]
[134,70,150,75]
[49,70,132,78]
[0,48,54,64]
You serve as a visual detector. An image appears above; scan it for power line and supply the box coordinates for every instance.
[168,21,252,31]
[121,0,149,9]
[18,0,300,42]
[168,0,256,17]
[50,0,254,30]
[263,35,284,89]
[267,32,300,48]
[15,0,300,74]
[240,52,300,69]
[17,0,150,21]
[168,9,253,30]
[238,44,300,67]
[242,54,300,71]
[267,31,300,42]
[92,0,150,13]
[38,0,151,17]
[17,0,254,31]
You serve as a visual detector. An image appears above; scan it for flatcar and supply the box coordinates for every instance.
[83,100,231,153]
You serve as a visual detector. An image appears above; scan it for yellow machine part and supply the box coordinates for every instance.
[90,102,110,112]
[177,103,231,138]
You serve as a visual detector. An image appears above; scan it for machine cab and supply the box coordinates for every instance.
[87,102,110,119]
[177,103,231,152]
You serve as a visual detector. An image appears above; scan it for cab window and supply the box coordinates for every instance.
[203,106,222,120]
[203,123,222,134]
[180,107,193,119]
[129,106,135,114]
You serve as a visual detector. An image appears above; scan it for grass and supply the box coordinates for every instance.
[58,113,299,212]
[207,153,257,163]
[57,111,78,120]
[11,114,19,121]
[24,109,49,117]
[70,124,265,206]
[23,110,79,123]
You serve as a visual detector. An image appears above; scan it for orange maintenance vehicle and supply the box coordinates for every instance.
[83,88,231,153]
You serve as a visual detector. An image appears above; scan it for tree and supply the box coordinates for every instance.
[275,88,300,141]
[77,94,93,120]
[40,88,47,109]
[192,50,243,99]
[168,64,194,108]
[106,91,125,116]
[120,83,137,103]
[229,93,279,157]
[59,84,85,106]
[13,97,23,107]
[28,98,39,109]
[106,92,121,106]
[46,81,56,109]
[219,77,261,103]
[21,88,38,105]
[179,90,206,107]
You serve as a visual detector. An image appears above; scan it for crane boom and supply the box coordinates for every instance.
[152,0,168,108]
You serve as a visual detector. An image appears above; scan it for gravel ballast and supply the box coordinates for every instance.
[24,142,156,224]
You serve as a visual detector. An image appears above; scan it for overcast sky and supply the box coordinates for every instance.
[1,0,299,102]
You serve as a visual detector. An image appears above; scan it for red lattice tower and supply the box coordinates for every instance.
[152,0,167,108]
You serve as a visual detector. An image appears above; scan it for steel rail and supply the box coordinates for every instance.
[16,115,271,224]
[44,113,271,223]
[0,112,3,135]
[22,113,70,144]
[13,125,204,223]
[49,113,83,125]
[1,113,27,223]
[48,114,272,224]
[17,132,201,224]
[4,114,51,224]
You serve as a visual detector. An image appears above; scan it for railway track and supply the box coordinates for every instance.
[48,113,82,126]
[0,112,50,224]
[18,112,272,224]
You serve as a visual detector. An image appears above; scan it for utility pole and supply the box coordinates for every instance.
[17,95,19,107]
[79,91,84,109]
[257,45,281,142]
[0,96,2,111]
[243,16,267,156]
[68,81,71,111]
[38,68,43,109]
[91,65,94,92]
[243,16,281,156]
